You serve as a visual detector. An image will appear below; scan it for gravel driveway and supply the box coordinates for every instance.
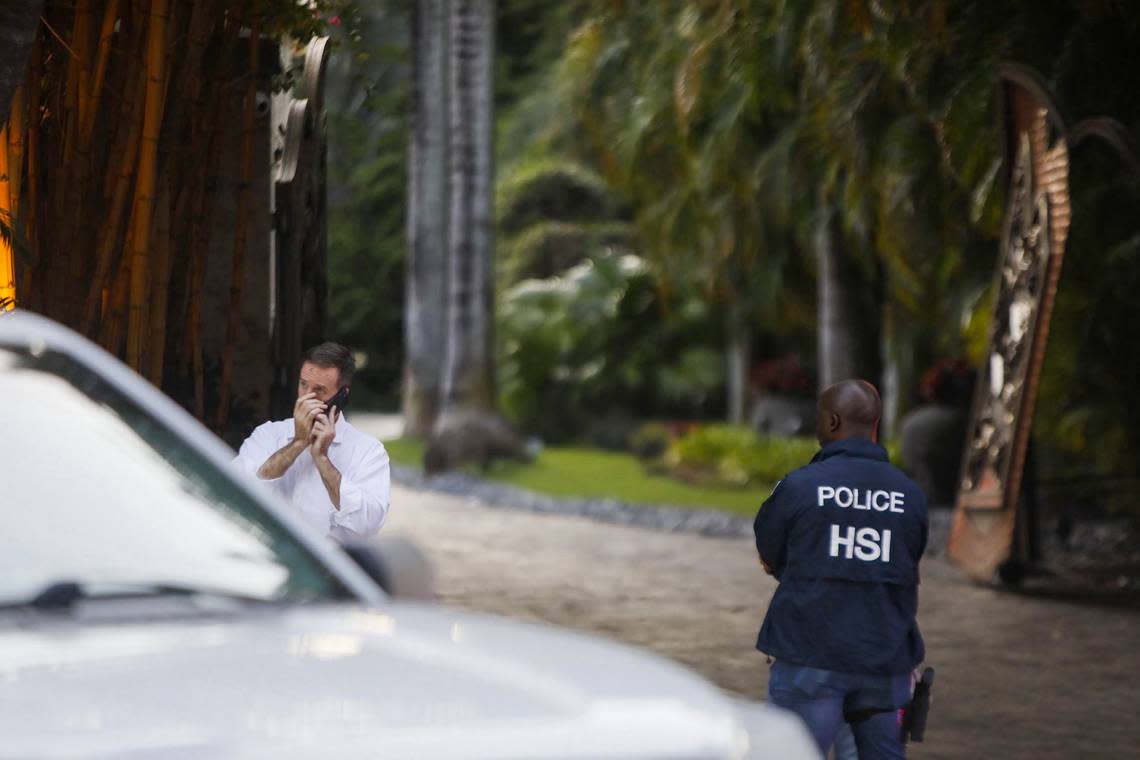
[384,483,1140,760]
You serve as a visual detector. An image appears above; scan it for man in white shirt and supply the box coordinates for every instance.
[235,343,390,543]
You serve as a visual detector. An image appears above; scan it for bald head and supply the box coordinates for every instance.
[816,379,882,445]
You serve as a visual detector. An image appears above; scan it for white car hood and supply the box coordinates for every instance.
[0,603,816,759]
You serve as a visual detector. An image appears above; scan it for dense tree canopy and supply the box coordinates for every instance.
[321,2,1140,483]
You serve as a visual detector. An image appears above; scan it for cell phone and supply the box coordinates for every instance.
[323,387,349,415]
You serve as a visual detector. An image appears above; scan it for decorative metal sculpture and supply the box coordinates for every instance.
[949,64,1139,582]
[958,135,1056,511]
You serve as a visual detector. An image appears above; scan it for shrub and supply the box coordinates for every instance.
[500,220,635,283]
[496,159,627,236]
[662,425,819,487]
[583,412,641,451]
[497,250,726,440]
[628,421,672,460]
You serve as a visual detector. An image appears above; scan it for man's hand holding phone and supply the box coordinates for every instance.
[310,413,336,456]
[293,392,325,442]
[309,387,348,457]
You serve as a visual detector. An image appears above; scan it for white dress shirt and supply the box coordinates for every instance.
[234,414,391,544]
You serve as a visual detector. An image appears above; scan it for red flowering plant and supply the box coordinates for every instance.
[262,1,361,41]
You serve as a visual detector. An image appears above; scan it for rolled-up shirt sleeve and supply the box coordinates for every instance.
[331,442,391,537]
[233,422,288,489]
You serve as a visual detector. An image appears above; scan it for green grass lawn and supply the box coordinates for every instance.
[380,438,770,516]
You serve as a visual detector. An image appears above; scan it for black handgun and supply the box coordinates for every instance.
[901,666,935,743]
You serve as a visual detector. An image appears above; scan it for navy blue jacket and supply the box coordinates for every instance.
[754,437,928,675]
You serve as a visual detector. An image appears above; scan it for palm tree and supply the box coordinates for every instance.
[404,0,451,436]
[780,0,1003,426]
[440,0,497,415]
[554,5,799,419]
[814,204,883,388]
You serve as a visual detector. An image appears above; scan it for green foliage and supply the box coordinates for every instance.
[0,208,30,267]
[1033,146,1140,489]
[379,436,424,468]
[662,425,818,488]
[497,158,627,236]
[383,436,771,516]
[495,0,590,112]
[656,347,724,409]
[335,0,1140,500]
[495,0,1140,502]
[500,220,634,283]
[496,156,634,285]
[262,0,362,44]
[628,421,672,460]
[497,249,725,440]
[325,4,409,409]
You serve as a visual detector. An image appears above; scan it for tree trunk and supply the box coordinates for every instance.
[146,175,172,385]
[0,0,44,127]
[0,0,41,310]
[403,0,451,437]
[815,206,883,391]
[214,8,261,433]
[0,123,13,310]
[725,301,752,424]
[125,0,170,371]
[441,0,496,414]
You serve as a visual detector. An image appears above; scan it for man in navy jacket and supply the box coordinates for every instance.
[754,379,928,759]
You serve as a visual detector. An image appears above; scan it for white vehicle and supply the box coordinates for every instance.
[0,310,818,759]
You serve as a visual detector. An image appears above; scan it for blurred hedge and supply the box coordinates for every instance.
[657,425,819,487]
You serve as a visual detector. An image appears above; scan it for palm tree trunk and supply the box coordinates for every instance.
[441,0,496,414]
[403,0,451,437]
[725,300,752,424]
[815,205,883,390]
[0,0,44,127]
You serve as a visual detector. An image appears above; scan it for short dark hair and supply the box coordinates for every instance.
[302,342,355,387]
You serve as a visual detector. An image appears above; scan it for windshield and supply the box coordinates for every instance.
[0,344,351,607]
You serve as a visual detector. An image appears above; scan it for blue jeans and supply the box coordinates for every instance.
[768,660,911,760]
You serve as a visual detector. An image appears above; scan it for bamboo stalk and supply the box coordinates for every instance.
[99,246,131,353]
[23,37,41,310]
[55,0,95,327]
[3,84,27,311]
[80,0,122,146]
[125,0,170,370]
[83,60,144,334]
[213,4,260,432]
[0,125,13,310]
[147,175,172,385]
[7,85,25,221]
[157,0,217,365]
[36,11,67,312]
[74,0,94,143]
[60,0,91,187]
[180,12,240,418]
